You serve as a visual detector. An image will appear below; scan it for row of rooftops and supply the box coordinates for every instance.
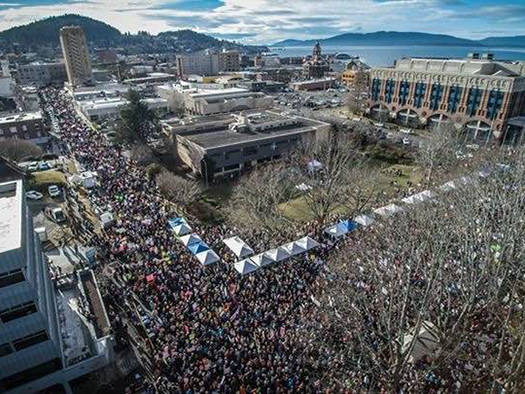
[0,110,42,124]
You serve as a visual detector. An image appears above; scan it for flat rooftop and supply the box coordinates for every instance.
[0,179,22,254]
[177,110,325,150]
[0,111,41,124]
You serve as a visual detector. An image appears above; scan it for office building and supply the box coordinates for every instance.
[156,83,273,115]
[367,54,525,140]
[176,50,241,78]
[341,59,370,86]
[163,110,330,180]
[60,26,94,87]
[0,177,113,393]
[16,62,67,87]
[0,112,48,145]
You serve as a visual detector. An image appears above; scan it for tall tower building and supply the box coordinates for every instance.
[59,26,93,87]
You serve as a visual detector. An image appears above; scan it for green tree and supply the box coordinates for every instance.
[115,90,157,144]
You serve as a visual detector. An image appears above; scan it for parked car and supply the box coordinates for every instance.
[45,207,66,223]
[48,185,61,198]
[26,191,43,200]
[38,162,52,171]
[27,162,39,172]
[400,128,412,135]
[402,138,411,146]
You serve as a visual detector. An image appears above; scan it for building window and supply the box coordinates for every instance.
[243,147,258,156]
[398,80,411,106]
[0,357,61,391]
[0,269,25,289]
[447,85,462,114]
[0,343,13,358]
[371,78,381,101]
[224,163,240,171]
[467,87,483,116]
[430,83,443,110]
[413,82,426,108]
[487,89,504,120]
[12,330,48,351]
[385,79,396,104]
[9,126,17,134]
[0,301,37,323]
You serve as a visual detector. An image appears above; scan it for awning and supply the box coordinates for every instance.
[341,219,358,232]
[402,190,434,205]
[234,258,259,275]
[354,214,375,227]
[282,242,307,256]
[251,253,274,267]
[294,236,320,251]
[374,204,403,217]
[168,217,187,230]
[180,233,202,246]
[174,223,192,236]
[188,241,210,255]
[266,247,290,262]
[223,236,254,258]
[324,223,348,237]
[195,250,220,265]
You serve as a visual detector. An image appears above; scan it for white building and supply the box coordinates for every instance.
[156,83,273,115]
[0,179,113,393]
[176,50,240,78]
[79,97,169,122]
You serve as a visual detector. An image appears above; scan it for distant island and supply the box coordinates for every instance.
[0,14,268,54]
[271,31,525,49]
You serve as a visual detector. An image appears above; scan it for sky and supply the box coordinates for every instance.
[0,0,524,44]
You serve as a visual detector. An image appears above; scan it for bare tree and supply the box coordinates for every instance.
[130,144,156,166]
[416,121,463,185]
[0,139,42,162]
[227,163,294,236]
[301,148,525,392]
[347,70,369,116]
[156,170,202,209]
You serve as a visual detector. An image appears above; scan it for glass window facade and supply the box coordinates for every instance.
[487,89,504,120]
[398,80,411,106]
[371,78,381,101]
[385,79,396,104]
[430,83,443,110]
[467,87,483,116]
[447,85,462,114]
[413,82,426,108]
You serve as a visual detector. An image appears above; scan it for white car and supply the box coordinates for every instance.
[48,185,61,198]
[26,191,43,200]
[27,162,39,172]
[402,138,411,146]
[400,128,412,135]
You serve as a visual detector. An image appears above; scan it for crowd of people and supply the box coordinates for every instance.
[40,88,354,392]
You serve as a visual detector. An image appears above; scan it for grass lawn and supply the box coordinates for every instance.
[31,170,67,187]
[280,164,424,222]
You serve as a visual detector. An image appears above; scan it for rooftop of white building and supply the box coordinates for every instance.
[0,111,41,124]
[0,179,22,254]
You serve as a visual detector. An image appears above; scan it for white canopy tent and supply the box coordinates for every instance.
[324,223,348,237]
[234,258,259,275]
[307,160,323,172]
[251,253,274,267]
[354,214,375,227]
[180,233,202,246]
[374,204,403,217]
[439,180,457,192]
[402,190,434,205]
[195,250,220,265]
[266,247,290,262]
[223,236,254,259]
[174,223,192,236]
[295,236,320,251]
[283,242,307,256]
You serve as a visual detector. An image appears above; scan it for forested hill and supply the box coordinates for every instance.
[0,14,121,48]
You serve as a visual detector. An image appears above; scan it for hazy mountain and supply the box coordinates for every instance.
[271,31,525,48]
[477,36,525,48]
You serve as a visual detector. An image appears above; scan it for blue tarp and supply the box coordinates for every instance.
[168,217,187,230]
[188,241,210,255]
[341,220,358,232]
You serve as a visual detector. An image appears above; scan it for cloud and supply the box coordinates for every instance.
[0,0,523,43]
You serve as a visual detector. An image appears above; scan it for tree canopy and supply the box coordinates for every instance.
[115,90,158,144]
